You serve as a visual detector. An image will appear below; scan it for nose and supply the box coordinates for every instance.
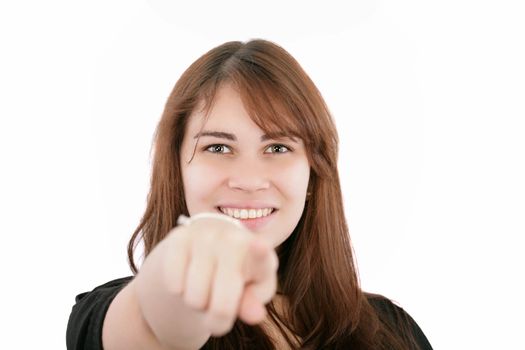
[227,158,271,193]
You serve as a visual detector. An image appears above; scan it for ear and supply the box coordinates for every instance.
[306,184,313,200]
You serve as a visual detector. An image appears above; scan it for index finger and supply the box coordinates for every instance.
[242,238,279,303]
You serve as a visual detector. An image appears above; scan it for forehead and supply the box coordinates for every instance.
[189,84,251,126]
[185,83,306,149]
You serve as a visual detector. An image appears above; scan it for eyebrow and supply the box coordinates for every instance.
[193,130,298,143]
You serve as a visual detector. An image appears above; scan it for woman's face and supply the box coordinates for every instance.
[180,83,310,248]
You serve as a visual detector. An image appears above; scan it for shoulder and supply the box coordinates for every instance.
[67,276,134,350]
[365,292,407,325]
[364,292,433,350]
[73,276,134,303]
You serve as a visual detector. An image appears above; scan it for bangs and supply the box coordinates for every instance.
[238,76,306,144]
[196,70,314,147]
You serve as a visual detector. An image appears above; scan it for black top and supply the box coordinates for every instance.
[66,277,433,349]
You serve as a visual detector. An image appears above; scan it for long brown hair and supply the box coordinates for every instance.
[127,39,420,349]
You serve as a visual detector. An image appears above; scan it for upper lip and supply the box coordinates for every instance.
[216,202,278,210]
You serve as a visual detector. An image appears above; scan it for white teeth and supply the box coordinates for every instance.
[219,207,274,219]
[240,209,248,219]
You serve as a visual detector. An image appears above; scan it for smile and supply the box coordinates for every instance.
[215,207,278,231]
[218,207,276,219]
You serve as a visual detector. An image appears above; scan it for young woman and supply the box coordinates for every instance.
[67,39,433,350]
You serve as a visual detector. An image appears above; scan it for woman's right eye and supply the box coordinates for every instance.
[204,144,232,154]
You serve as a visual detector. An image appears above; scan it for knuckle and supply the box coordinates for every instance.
[216,237,247,263]
[183,289,206,310]
[228,235,250,253]
[223,239,246,258]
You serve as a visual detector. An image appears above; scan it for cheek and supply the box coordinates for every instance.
[278,160,310,197]
[181,161,224,212]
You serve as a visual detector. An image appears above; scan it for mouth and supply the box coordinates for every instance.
[214,206,278,230]
[214,207,278,219]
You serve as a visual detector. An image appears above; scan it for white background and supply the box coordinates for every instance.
[1,1,524,349]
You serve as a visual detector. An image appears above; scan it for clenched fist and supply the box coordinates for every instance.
[137,213,279,340]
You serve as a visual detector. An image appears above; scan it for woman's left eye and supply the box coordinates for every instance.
[205,144,232,154]
[265,144,291,154]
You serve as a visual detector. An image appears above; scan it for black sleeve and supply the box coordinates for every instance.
[66,276,134,350]
[368,295,433,350]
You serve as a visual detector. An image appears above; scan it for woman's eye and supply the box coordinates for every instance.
[266,144,291,154]
[205,144,232,154]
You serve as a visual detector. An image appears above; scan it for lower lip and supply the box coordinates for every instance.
[215,208,278,231]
